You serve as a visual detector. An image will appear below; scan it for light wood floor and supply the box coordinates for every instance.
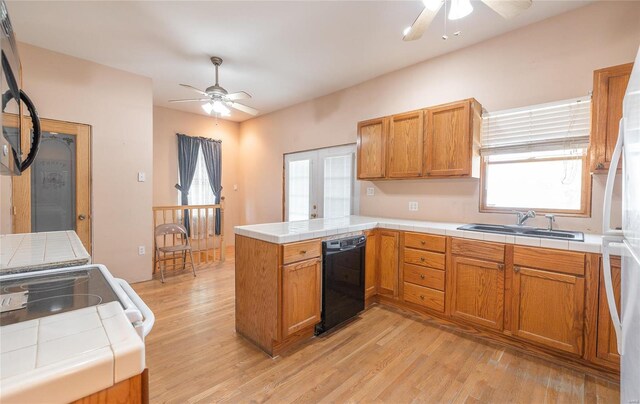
[133,249,619,404]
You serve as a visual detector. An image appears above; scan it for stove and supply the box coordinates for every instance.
[0,267,121,326]
[0,264,154,339]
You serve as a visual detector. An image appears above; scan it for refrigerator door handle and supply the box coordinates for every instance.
[602,238,624,354]
[603,118,624,237]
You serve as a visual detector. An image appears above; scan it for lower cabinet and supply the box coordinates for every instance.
[450,255,505,330]
[377,230,399,297]
[511,266,585,355]
[597,255,621,367]
[281,257,321,338]
[364,230,378,299]
[510,247,586,355]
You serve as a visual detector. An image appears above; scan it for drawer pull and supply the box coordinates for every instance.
[514,266,520,273]
[497,264,504,270]
[420,240,426,245]
[420,257,425,262]
[420,274,425,279]
[300,250,307,254]
[420,295,425,300]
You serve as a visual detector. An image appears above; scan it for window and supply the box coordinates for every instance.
[179,148,216,205]
[480,97,592,216]
[284,144,358,221]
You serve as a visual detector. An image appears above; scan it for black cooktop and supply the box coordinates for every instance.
[0,267,122,326]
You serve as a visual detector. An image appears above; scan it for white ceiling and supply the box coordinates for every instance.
[7,0,591,122]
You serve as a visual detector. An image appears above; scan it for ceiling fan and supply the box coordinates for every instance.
[403,0,533,41]
[169,56,259,117]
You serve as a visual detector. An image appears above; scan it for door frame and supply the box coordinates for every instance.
[282,143,359,222]
[9,115,92,252]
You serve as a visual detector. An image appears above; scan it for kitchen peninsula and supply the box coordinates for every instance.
[234,216,620,380]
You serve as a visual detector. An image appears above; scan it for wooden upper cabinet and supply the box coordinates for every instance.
[281,257,321,338]
[357,117,388,179]
[424,99,482,178]
[450,255,505,330]
[597,256,621,368]
[364,230,378,300]
[387,111,423,178]
[377,230,399,298]
[590,63,633,172]
[511,263,585,356]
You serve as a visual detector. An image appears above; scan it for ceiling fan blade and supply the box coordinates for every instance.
[179,84,209,97]
[229,102,259,116]
[168,98,211,103]
[403,2,443,41]
[481,0,532,19]
[225,91,252,101]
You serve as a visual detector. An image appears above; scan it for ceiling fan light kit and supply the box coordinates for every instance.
[403,0,532,41]
[448,0,473,20]
[169,56,259,117]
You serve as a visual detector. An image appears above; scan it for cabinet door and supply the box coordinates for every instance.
[450,256,504,330]
[597,256,621,367]
[424,100,472,177]
[377,230,399,297]
[281,258,321,338]
[357,118,388,179]
[387,111,423,178]
[590,63,633,172]
[512,266,585,355]
[364,230,378,299]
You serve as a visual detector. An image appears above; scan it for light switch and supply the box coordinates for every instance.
[138,246,145,255]
[137,172,146,182]
[408,201,419,211]
[366,187,375,196]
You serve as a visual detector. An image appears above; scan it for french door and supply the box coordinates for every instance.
[284,144,358,221]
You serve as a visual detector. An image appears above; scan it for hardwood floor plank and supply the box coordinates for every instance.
[132,248,619,404]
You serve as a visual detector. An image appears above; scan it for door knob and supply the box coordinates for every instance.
[310,213,317,218]
[78,214,86,220]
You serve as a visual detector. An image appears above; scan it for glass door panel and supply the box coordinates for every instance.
[285,152,315,221]
[30,132,77,232]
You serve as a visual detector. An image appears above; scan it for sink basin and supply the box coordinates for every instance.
[458,223,584,242]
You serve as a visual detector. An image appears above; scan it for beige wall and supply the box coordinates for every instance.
[239,1,639,234]
[6,43,154,282]
[153,106,241,243]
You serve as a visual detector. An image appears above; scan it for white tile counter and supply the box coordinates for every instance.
[0,231,90,274]
[234,215,603,253]
[0,301,144,404]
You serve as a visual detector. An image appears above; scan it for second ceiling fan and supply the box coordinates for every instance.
[403,0,533,41]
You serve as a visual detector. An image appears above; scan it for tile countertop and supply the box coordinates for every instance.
[0,301,145,404]
[0,231,91,274]
[234,215,603,253]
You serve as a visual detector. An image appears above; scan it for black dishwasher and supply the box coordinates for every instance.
[315,234,366,335]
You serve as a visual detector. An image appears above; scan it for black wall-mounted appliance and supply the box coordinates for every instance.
[0,0,41,176]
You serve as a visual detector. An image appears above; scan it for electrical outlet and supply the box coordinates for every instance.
[408,201,419,211]
[138,246,145,255]
[138,172,146,182]
[366,187,375,196]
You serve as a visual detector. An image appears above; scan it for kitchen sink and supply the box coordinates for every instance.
[458,223,584,242]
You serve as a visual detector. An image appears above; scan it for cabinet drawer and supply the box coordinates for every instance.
[403,264,445,291]
[282,239,321,265]
[451,238,504,263]
[404,232,446,253]
[513,246,585,276]
[403,248,445,270]
[403,282,444,312]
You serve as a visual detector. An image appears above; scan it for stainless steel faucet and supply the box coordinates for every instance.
[514,210,536,226]
[545,214,556,230]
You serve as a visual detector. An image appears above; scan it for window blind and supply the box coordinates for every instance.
[480,96,591,155]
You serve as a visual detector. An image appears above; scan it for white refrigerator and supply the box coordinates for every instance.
[602,46,640,403]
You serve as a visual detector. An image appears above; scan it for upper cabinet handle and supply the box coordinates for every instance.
[514,266,520,273]
[497,264,504,270]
